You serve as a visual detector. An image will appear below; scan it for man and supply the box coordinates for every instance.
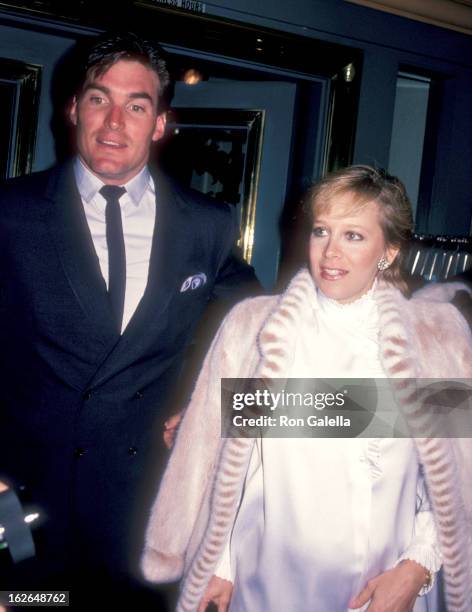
[0,32,256,607]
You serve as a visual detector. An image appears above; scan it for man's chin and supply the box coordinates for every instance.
[89,162,138,185]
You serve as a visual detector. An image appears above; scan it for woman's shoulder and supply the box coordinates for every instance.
[379,281,471,348]
[378,279,470,323]
[409,281,472,332]
[412,280,471,304]
[405,283,472,376]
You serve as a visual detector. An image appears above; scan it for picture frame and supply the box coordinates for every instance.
[160,107,265,262]
[0,58,41,179]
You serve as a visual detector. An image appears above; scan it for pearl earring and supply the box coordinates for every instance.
[377,257,390,271]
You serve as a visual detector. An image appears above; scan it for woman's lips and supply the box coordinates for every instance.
[320,266,348,280]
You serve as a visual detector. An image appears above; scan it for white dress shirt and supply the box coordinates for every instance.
[74,159,156,332]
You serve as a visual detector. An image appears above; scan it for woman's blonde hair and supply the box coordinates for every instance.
[306,165,413,294]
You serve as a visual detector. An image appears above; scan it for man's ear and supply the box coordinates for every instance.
[152,112,167,143]
[69,96,78,126]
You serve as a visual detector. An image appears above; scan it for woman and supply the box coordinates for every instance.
[141,166,472,612]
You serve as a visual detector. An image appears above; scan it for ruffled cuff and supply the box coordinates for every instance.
[395,545,442,596]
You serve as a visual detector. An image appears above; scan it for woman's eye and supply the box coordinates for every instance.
[346,231,363,241]
[312,226,327,237]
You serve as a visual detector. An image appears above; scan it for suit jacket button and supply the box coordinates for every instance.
[83,390,93,400]
[74,448,86,458]
[128,447,137,456]
[134,390,144,400]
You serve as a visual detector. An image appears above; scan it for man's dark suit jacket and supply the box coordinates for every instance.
[0,160,256,586]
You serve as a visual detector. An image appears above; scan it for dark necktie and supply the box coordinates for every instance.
[100,185,126,331]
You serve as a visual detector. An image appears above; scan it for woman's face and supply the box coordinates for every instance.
[309,191,398,303]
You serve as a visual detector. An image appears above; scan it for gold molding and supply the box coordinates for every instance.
[162,108,265,264]
[346,0,472,35]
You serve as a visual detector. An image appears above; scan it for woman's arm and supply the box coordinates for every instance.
[394,470,442,595]
[198,433,265,611]
[196,516,234,612]
[141,302,246,583]
[199,542,233,612]
[349,560,430,611]
[198,576,233,612]
[141,297,271,584]
[350,469,441,610]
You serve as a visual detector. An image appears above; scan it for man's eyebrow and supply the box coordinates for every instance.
[82,83,110,96]
[128,92,154,103]
[81,84,154,104]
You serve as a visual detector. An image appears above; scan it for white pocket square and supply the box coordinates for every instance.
[180,273,207,292]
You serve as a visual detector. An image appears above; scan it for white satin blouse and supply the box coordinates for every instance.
[217,284,442,612]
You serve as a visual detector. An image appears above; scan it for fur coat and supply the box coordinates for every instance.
[141,269,472,612]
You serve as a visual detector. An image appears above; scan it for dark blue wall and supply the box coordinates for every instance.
[206,0,472,235]
[1,1,471,234]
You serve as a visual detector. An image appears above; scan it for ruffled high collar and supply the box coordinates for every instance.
[313,279,379,333]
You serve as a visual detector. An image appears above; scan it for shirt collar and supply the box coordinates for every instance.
[73,157,153,206]
[314,277,379,331]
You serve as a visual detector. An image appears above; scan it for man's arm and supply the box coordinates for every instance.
[211,245,260,304]
[160,232,260,443]
[164,250,259,435]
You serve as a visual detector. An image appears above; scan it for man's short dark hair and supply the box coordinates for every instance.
[76,31,172,112]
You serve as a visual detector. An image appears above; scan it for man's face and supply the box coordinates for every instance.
[69,59,166,185]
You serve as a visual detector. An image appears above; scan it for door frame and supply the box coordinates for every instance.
[0,1,363,174]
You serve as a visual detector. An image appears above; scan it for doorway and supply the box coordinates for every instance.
[156,50,330,288]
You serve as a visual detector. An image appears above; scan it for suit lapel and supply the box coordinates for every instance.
[45,162,119,345]
[125,170,183,334]
[88,170,193,387]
